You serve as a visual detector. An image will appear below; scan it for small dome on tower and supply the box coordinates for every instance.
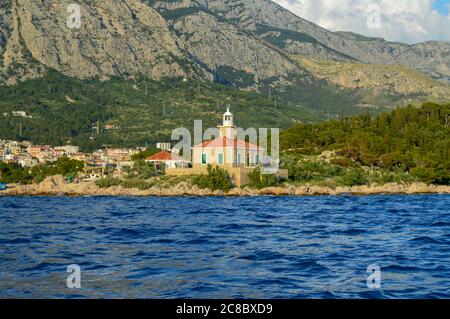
[223,107,233,126]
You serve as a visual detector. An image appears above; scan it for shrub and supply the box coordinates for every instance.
[121,178,153,190]
[330,157,357,168]
[369,169,414,185]
[96,177,153,190]
[247,168,281,189]
[96,177,122,188]
[410,167,437,184]
[0,162,32,184]
[291,160,345,182]
[31,157,84,183]
[336,168,368,186]
[125,160,158,179]
[131,148,160,161]
[192,164,232,192]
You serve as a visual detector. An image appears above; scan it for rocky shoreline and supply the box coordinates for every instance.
[1,175,449,197]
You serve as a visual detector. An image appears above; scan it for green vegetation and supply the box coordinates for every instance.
[122,160,159,180]
[281,103,450,185]
[0,162,32,184]
[0,157,84,184]
[31,157,84,183]
[281,155,417,187]
[157,6,203,21]
[0,71,319,152]
[131,148,160,161]
[256,24,320,46]
[95,174,192,191]
[96,158,160,190]
[95,177,122,188]
[193,164,233,192]
[247,168,282,189]
[95,177,154,191]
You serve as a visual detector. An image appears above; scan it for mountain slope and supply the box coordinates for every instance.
[0,71,322,151]
[205,0,450,83]
[0,0,199,84]
[295,56,450,104]
[0,0,449,112]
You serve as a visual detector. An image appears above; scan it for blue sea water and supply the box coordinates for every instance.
[0,195,449,299]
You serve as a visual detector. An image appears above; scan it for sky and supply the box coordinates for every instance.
[273,0,450,44]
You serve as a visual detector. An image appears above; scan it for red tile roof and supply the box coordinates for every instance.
[146,151,173,161]
[192,137,261,150]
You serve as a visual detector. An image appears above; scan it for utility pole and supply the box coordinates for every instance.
[252,0,258,29]
[252,0,260,84]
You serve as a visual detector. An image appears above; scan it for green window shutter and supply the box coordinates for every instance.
[202,154,207,165]
[218,153,224,165]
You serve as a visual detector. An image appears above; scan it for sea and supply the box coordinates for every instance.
[0,195,449,299]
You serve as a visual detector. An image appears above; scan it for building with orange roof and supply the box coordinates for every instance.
[191,108,262,169]
[146,150,190,170]
[166,108,288,187]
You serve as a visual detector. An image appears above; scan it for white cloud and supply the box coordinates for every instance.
[273,0,450,44]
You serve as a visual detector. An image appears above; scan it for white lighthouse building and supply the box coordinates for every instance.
[166,108,288,187]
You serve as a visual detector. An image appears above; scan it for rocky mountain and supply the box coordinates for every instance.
[296,57,450,102]
[204,0,450,83]
[0,0,449,106]
[0,0,200,84]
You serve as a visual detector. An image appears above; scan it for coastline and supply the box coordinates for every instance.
[1,175,449,197]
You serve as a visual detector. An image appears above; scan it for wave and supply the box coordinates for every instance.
[0,238,32,244]
[431,221,450,227]
[331,228,368,236]
[239,250,286,262]
[289,259,330,272]
[409,236,447,245]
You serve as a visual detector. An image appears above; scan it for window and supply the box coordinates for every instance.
[255,154,259,165]
[202,154,207,165]
[217,153,224,165]
[237,153,241,165]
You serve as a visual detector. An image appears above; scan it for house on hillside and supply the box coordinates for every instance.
[166,108,288,187]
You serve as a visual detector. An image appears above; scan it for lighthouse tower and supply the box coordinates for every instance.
[218,108,237,139]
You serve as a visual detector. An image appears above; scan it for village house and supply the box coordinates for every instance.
[54,145,80,156]
[17,155,38,168]
[104,124,119,130]
[27,145,57,162]
[156,142,172,151]
[166,108,288,187]
[70,153,89,162]
[145,150,190,170]
[12,111,32,118]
